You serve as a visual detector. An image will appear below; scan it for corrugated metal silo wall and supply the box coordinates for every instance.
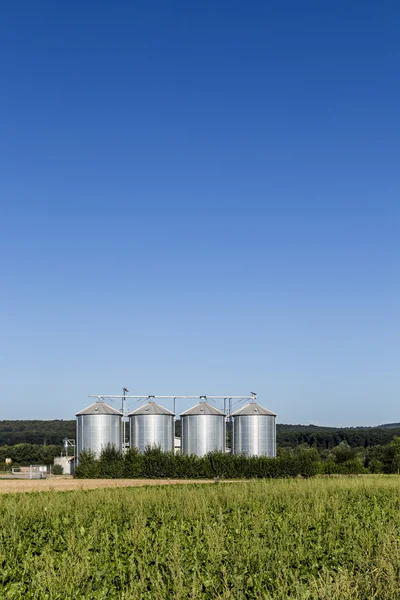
[129,414,174,452]
[76,414,122,459]
[181,414,226,456]
[232,415,276,457]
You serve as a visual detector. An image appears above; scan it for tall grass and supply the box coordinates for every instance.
[1,477,400,598]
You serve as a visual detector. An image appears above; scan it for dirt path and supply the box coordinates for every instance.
[0,477,222,494]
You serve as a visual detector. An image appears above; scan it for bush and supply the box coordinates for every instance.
[98,445,124,478]
[321,457,368,475]
[74,449,99,478]
[124,447,145,478]
[52,464,63,475]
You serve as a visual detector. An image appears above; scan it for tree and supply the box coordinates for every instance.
[98,445,124,478]
[331,441,355,464]
[74,450,99,478]
[382,436,400,474]
[369,459,383,474]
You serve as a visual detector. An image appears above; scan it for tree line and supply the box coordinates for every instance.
[1,419,400,449]
[0,444,63,466]
[0,420,75,446]
[2,436,400,476]
[74,437,400,479]
[276,424,400,449]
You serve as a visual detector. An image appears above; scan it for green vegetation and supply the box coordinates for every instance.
[0,420,75,446]
[0,443,63,466]
[74,446,320,479]
[52,464,64,475]
[2,477,400,598]
[276,423,400,449]
[74,437,400,479]
[2,420,400,449]
[3,419,400,469]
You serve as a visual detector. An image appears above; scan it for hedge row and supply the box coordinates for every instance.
[74,446,331,479]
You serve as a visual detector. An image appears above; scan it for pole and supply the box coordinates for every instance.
[224,398,227,453]
[122,387,129,452]
[173,397,176,443]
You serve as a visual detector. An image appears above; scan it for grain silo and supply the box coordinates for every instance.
[128,400,174,452]
[76,401,122,459]
[231,402,276,457]
[180,402,225,456]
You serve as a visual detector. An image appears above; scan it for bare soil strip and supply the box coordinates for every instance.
[0,478,221,494]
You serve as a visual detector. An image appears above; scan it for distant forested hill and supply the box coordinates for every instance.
[0,420,75,446]
[175,420,400,449]
[276,424,400,449]
[1,419,400,449]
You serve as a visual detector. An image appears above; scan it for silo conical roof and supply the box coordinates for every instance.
[231,402,276,417]
[75,401,123,416]
[180,402,225,417]
[128,401,174,416]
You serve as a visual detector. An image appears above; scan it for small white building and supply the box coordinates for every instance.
[53,456,75,475]
[174,437,181,454]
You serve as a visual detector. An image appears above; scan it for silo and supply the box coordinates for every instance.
[232,402,276,457]
[180,402,226,456]
[76,401,122,459]
[128,401,174,452]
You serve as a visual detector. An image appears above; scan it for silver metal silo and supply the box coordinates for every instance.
[180,402,226,456]
[76,401,122,459]
[232,402,276,457]
[128,401,174,452]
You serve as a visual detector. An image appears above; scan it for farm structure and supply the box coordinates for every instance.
[74,394,277,461]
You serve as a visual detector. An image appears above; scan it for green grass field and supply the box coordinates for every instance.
[1,477,400,599]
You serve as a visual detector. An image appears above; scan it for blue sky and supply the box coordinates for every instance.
[1,2,399,425]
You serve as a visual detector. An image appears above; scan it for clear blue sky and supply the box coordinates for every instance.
[1,1,399,425]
